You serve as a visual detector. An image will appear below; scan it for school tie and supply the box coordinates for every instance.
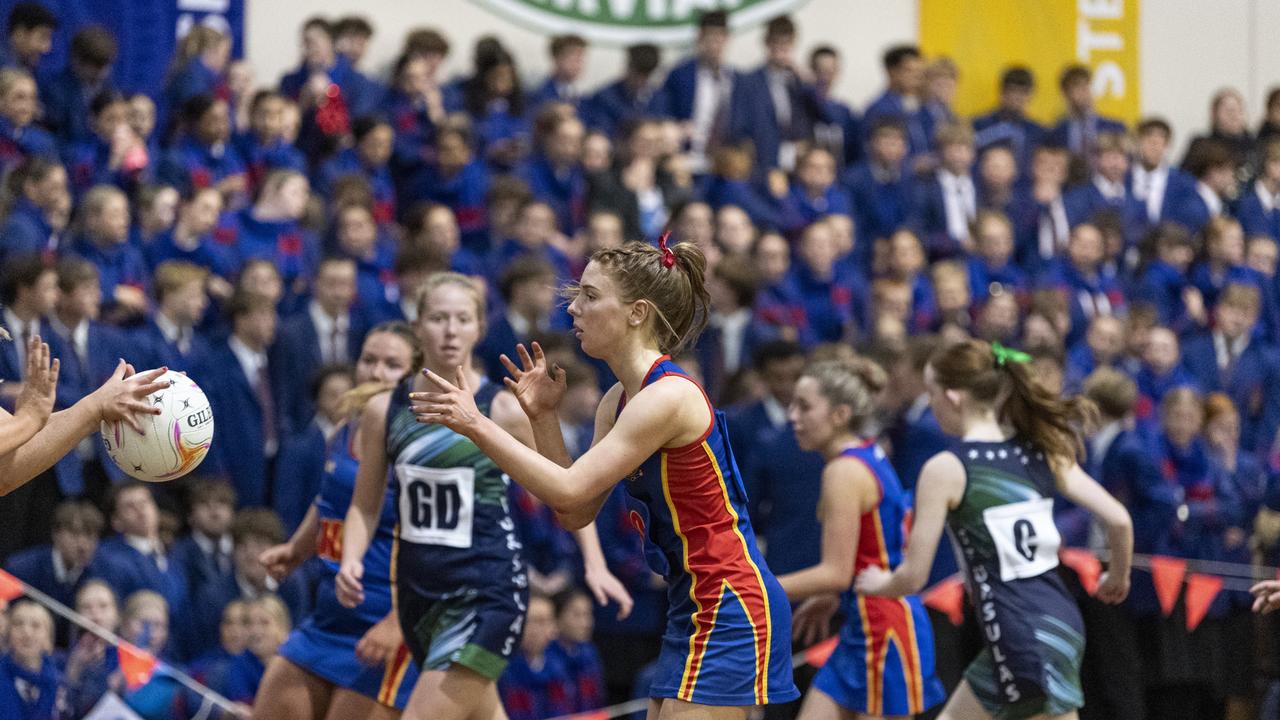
[255,364,278,451]
[328,325,342,364]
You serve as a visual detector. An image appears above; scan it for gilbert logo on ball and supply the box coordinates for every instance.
[468,0,809,45]
[102,371,214,482]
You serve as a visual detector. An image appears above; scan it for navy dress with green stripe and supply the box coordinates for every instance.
[946,439,1085,720]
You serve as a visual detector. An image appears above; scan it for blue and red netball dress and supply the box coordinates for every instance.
[813,442,945,716]
[618,355,798,706]
[278,423,418,709]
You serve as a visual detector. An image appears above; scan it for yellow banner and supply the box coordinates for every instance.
[919,0,1140,125]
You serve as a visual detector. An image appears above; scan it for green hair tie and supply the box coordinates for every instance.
[991,341,1032,367]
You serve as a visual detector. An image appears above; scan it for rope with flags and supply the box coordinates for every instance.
[0,568,241,717]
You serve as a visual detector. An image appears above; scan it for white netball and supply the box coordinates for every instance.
[101,371,214,482]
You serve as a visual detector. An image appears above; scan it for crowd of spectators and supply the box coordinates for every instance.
[1,3,1280,718]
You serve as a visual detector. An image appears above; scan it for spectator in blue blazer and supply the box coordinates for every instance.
[843,119,912,259]
[0,601,62,720]
[789,219,862,344]
[0,157,65,267]
[1047,64,1127,163]
[911,122,977,260]
[1181,284,1280,453]
[751,231,812,346]
[650,10,733,173]
[582,43,660,137]
[95,482,188,623]
[1063,132,1145,242]
[728,15,814,174]
[973,66,1045,177]
[489,199,573,287]
[333,202,398,321]
[459,44,529,170]
[67,185,149,323]
[271,256,365,434]
[806,45,861,168]
[1191,217,1275,322]
[335,15,382,94]
[234,91,307,195]
[527,34,587,115]
[727,340,806,477]
[697,255,775,403]
[0,69,55,173]
[316,117,397,226]
[160,26,232,140]
[145,188,237,283]
[132,261,212,378]
[63,581,122,716]
[975,143,1026,222]
[159,94,247,204]
[407,125,491,250]
[519,110,586,235]
[385,40,456,176]
[1036,222,1126,346]
[0,4,55,74]
[226,170,318,313]
[1130,117,1197,233]
[169,479,237,638]
[1133,223,1208,334]
[696,143,792,232]
[1064,315,1127,394]
[40,25,116,145]
[50,257,132,496]
[742,419,824,576]
[863,44,931,164]
[1167,139,1237,235]
[783,147,851,232]
[279,17,380,159]
[273,364,352,532]
[1239,138,1280,242]
[203,292,280,508]
[1204,393,1270,567]
[1132,326,1200,424]
[189,509,309,663]
[968,209,1028,305]
[4,501,104,643]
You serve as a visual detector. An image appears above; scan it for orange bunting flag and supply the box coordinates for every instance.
[804,636,839,668]
[1059,548,1102,596]
[118,642,158,690]
[923,576,966,626]
[1183,573,1223,632]
[0,569,24,602]
[1149,555,1187,617]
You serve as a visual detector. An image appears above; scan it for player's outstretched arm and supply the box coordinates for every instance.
[856,451,965,598]
[0,336,58,457]
[337,392,392,609]
[413,366,683,523]
[1057,461,1133,603]
[0,361,167,496]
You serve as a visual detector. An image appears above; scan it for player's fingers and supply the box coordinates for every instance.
[499,354,521,378]
[615,590,634,621]
[552,364,566,385]
[420,368,456,392]
[517,343,535,370]
[455,366,470,391]
[121,413,146,435]
[530,341,545,363]
[48,358,59,386]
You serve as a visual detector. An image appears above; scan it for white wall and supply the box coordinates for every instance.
[244,0,914,112]
[244,0,1280,151]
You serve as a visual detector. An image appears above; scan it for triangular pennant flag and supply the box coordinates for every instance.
[0,569,24,602]
[1149,555,1187,617]
[117,642,157,690]
[1184,573,1224,632]
[923,576,966,626]
[803,636,839,668]
[1060,548,1102,596]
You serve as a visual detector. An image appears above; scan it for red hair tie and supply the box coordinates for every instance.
[658,231,676,269]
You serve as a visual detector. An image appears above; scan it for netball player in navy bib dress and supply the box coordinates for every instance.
[779,359,944,720]
[252,322,421,720]
[415,238,798,718]
[337,273,630,720]
[855,340,1134,720]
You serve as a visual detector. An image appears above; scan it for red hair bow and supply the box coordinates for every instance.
[658,231,676,269]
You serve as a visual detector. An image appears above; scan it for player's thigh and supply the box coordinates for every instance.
[251,656,333,720]
[795,686,856,720]
[655,697,750,720]
[323,687,401,720]
[936,680,994,720]
[401,666,499,720]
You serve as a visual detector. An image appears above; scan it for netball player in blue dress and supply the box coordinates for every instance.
[855,340,1133,720]
[252,321,422,720]
[779,358,944,720]
[336,272,630,720]
[414,238,798,719]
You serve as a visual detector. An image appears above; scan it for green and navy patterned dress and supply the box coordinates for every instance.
[946,439,1085,720]
[384,377,528,681]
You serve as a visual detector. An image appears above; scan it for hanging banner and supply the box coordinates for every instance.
[919,0,1141,125]
[468,0,812,46]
